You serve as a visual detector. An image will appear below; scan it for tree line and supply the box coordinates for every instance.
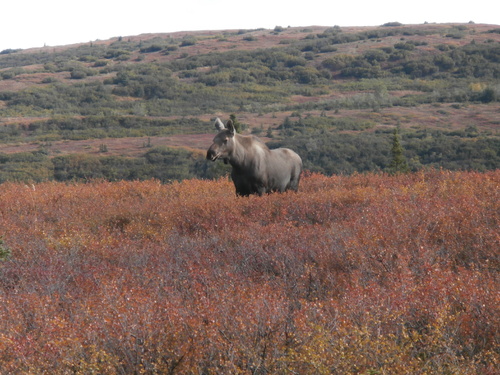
[272,117,499,175]
[1,116,498,183]
[0,116,210,144]
[0,147,219,183]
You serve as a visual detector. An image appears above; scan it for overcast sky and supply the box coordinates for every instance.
[1,0,498,51]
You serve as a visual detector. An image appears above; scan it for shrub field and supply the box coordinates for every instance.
[0,170,498,373]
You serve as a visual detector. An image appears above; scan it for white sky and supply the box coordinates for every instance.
[1,0,498,51]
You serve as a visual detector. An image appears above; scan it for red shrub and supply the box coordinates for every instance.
[0,170,498,373]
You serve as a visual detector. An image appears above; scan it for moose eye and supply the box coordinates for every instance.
[223,139,228,144]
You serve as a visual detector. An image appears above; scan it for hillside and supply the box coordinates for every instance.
[0,22,499,182]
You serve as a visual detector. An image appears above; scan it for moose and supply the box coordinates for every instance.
[206,118,302,196]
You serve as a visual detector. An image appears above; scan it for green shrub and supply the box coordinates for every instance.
[0,236,10,261]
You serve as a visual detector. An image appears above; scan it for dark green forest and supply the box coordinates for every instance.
[0,23,499,182]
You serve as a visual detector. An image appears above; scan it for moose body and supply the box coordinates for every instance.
[206,118,302,196]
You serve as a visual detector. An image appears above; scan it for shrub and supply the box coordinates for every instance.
[180,37,196,47]
[479,87,497,103]
[382,21,404,27]
[70,69,87,79]
[0,236,10,260]
[321,54,355,71]
[0,170,497,373]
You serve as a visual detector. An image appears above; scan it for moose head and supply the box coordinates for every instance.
[206,118,236,164]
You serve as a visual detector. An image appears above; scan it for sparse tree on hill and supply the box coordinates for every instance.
[229,114,243,133]
[388,128,409,174]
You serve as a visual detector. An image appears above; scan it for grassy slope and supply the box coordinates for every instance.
[0,23,499,158]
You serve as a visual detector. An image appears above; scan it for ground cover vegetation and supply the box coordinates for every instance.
[1,23,499,374]
[0,170,498,373]
[0,23,499,182]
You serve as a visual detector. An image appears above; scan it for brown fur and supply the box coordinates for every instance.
[207,118,302,196]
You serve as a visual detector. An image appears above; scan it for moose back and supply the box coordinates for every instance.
[206,118,302,196]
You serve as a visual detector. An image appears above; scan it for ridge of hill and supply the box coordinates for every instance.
[0,23,499,182]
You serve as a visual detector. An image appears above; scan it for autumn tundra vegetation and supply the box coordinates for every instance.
[0,21,499,373]
[1,23,499,182]
[0,169,498,373]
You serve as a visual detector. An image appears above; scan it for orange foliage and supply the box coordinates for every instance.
[0,170,498,373]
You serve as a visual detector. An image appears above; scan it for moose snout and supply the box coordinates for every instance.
[206,148,218,161]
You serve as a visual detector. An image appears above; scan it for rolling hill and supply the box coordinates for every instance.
[0,22,499,182]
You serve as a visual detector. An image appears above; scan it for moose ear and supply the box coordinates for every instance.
[214,117,225,131]
[226,119,235,134]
